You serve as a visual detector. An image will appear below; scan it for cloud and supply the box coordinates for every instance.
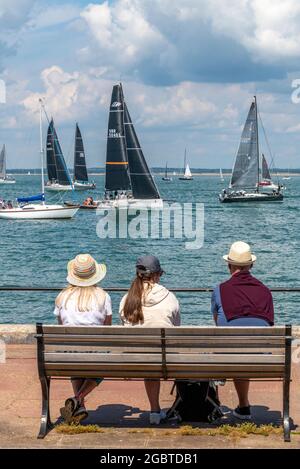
[0,0,36,70]
[0,0,35,31]
[27,3,81,30]
[78,0,300,86]
[21,65,247,132]
[22,65,111,122]
[79,1,175,85]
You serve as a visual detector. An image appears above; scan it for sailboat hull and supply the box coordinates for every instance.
[73,181,96,190]
[96,198,163,209]
[0,204,79,219]
[220,192,283,203]
[0,178,15,184]
[257,182,280,192]
[179,177,193,180]
[45,183,74,191]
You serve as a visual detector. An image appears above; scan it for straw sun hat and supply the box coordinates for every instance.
[67,254,107,287]
[223,241,256,267]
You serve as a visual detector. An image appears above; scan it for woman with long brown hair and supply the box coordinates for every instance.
[119,255,180,425]
[54,253,112,424]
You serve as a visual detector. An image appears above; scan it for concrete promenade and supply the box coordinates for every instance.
[0,326,300,449]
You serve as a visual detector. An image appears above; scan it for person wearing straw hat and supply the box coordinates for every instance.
[54,254,112,424]
[211,241,274,421]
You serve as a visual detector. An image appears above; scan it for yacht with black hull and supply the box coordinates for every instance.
[220,96,283,203]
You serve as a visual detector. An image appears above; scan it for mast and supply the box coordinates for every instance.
[254,95,260,191]
[165,162,168,178]
[39,99,45,203]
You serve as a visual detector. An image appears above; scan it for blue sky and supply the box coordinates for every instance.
[1,0,300,169]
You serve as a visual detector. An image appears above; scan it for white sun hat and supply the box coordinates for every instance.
[223,241,256,266]
[67,254,107,287]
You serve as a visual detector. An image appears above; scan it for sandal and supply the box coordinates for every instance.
[60,397,79,424]
[71,406,89,425]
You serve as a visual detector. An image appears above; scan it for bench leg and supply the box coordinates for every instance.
[283,378,291,442]
[37,376,52,439]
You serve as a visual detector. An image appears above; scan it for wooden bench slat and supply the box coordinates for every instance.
[41,325,287,337]
[44,362,284,372]
[44,344,285,354]
[45,369,284,379]
[44,352,285,364]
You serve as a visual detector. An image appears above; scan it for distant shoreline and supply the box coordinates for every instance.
[8,172,300,177]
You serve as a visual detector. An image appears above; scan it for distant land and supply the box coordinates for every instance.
[7,167,300,176]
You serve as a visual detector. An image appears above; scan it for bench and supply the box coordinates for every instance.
[35,323,293,441]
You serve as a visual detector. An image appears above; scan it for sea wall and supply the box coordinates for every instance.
[0,324,299,344]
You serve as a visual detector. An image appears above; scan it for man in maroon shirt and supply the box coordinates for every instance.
[211,241,274,419]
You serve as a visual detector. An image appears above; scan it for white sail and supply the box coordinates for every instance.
[220,168,224,181]
[184,163,192,178]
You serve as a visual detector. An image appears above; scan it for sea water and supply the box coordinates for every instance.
[0,174,299,325]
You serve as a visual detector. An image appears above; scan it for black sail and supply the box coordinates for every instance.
[124,101,160,199]
[230,100,259,189]
[105,84,131,192]
[74,123,88,182]
[46,120,57,182]
[262,154,271,180]
[47,119,72,185]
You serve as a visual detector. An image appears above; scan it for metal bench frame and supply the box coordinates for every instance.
[36,323,292,441]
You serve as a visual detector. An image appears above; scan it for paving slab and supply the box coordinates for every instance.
[0,345,299,449]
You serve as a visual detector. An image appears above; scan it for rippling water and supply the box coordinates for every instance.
[0,174,299,325]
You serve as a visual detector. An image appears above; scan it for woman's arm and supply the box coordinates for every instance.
[211,287,218,325]
[104,315,112,326]
[103,293,113,326]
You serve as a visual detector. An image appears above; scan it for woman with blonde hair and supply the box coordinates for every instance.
[119,255,180,425]
[55,253,112,424]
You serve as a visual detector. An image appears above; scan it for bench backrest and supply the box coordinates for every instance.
[36,324,292,380]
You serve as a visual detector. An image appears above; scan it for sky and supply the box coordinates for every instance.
[1,0,300,169]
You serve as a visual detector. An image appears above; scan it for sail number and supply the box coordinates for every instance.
[109,129,122,138]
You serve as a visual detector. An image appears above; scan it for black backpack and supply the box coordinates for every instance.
[166,380,223,423]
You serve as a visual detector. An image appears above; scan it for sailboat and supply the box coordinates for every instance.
[283,167,291,180]
[97,83,163,209]
[0,145,15,184]
[45,119,74,191]
[162,162,172,181]
[257,154,279,192]
[219,96,283,203]
[219,168,224,182]
[179,150,193,180]
[0,100,79,220]
[73,123,96,190]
